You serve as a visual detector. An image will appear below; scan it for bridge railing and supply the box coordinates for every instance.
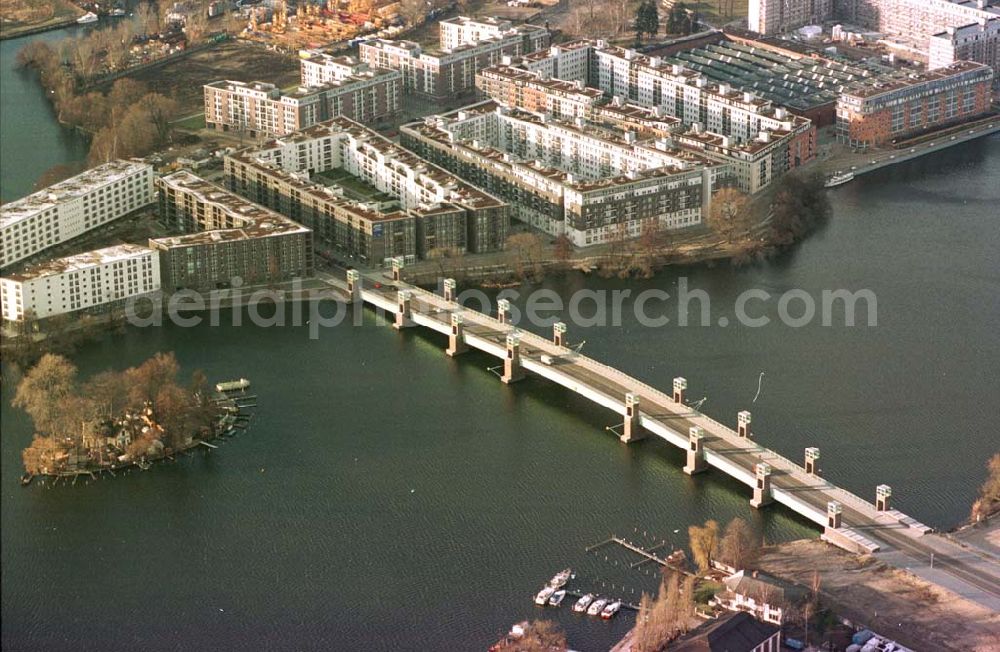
[401,281,880,517]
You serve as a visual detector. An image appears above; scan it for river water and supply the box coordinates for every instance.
[0,27,89,202]
[2,25,999,652]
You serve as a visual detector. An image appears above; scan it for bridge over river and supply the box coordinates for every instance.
[321,266,1000,611]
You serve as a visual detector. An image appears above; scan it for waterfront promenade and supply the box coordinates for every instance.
[323,269,1000,611]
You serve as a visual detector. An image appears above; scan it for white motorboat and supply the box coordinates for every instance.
[549,568,572,588]
[601,600,622,619]
[587,598,608,616]
[572,593,594,613]
[534,585,556,606]
[824,172,854,188]
[77,11,98,23]
[548,589,566,606]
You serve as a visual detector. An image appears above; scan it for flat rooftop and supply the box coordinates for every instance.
[152,171,310,248]
[3,243,153,283]
[1,160,149,230]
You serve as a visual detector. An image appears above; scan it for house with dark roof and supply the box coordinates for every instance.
[671,611,781,652]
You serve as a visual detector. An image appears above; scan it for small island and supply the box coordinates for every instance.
[14,352,254,484]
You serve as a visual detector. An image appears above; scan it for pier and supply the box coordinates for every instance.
[330,268,1000,609]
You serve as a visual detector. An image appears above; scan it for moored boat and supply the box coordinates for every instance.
[572,593,594,613]
[548,589,566,606]
[548,568,572,588]
[77,11,99,23]
[824,171,854,188]
[601,600,622,619]
[534,585,556,605]
[587,598,608,616]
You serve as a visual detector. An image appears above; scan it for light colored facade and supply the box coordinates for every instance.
[1,244,159,322]
[203,69,401,138]
[358,20,548,98]
[152,171,314,292]
[838,0,1000,70]
[224,118,510,262]
[439,16,522,50]
[476,65,604,119]
[1,160,155,269]
[748,0,834,35]
[836,60,994,147]
[401,101,728,247]
[929,19,1000,70]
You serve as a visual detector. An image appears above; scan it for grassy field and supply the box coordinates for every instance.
[173,113,206,131]
[0,0,83,39]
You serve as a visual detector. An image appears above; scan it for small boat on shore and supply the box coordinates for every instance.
[587,598,608,616]
[572,593,594,612]
[534,586,556,606]
[77,11,99,23]
[825,171,854,188]
[600,600,622,619]
[548,568,572,588]
[548,589,566,606]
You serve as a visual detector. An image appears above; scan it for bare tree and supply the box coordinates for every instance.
[719,517,759,570]
[708,187,751,244]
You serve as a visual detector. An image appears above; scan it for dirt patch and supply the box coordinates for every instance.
[0,0,82,37]
[757,539,1000,652]
[127,42,301,115]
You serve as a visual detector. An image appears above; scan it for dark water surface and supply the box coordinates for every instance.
[1,76,998,650]
[0,27,89,203]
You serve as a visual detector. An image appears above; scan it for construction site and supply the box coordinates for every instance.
[241,0,406,51]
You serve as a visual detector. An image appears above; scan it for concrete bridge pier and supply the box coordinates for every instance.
[737,410,752,438]
[391,257,404,282]
[497,298,511,325]
[619,393,645,443]
[347,269,361,301]
[827,501,842,529]
[750,462,773,508]
[553,322,566,347]
[394,290,415,330]
[673,377,687,404]
[805,447,820,475]
[502,333,524,384]
[683,426,707,474]
[876,484,892,512]
[447,313,467,357]
[443,278,457,302]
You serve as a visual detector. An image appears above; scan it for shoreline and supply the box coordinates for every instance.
[0,16,78,42]
[818,116,999,185]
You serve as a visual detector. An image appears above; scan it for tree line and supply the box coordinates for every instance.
[14,352,219,474]
[15,40,179,172]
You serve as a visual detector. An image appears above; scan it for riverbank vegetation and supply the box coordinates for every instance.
[0,0,82,38]
[632,572,698,652]
[16,36,180,167]
[15,352,221,476]
[970,453,1000,523]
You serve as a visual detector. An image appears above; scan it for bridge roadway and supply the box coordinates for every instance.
[324,271,1000,610]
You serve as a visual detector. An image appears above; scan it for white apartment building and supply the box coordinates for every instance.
[1,244,160,322]
[204,67,401,138]
[519,40,594,83]
[839,0,1000,70]
[401,102,727,246]
[748,0,834,35]
[359,19,548,98]
[929,19,1000,70]
[299,53,370,87]
[1,161,155,269]
[439,16,521,50]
